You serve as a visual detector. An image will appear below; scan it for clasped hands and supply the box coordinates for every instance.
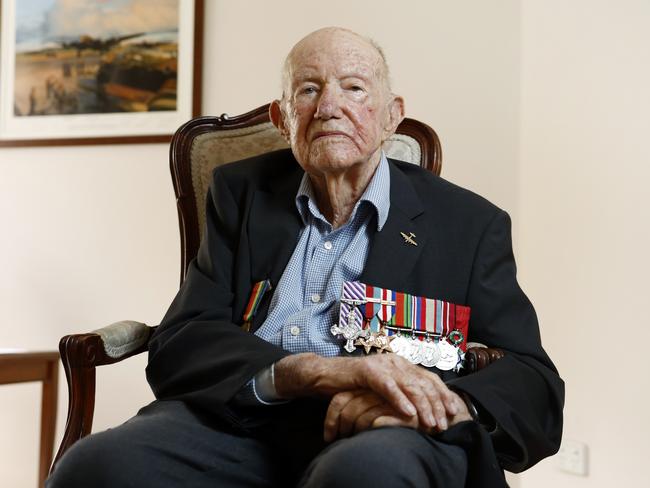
[274,352,472,443]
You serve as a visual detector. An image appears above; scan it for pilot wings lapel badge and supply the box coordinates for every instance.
[400,231,418,246]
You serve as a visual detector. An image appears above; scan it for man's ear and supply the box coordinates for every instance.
[269,100,289,142]
[383,95,405,141]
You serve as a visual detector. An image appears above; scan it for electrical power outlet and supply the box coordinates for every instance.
[557,439,588,476]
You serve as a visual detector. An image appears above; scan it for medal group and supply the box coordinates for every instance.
[331,281,470,372]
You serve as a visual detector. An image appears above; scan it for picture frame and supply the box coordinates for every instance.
[0,0,203,147]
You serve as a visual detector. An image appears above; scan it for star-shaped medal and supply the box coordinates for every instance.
[354,335,375,354]
[373,327,394,353]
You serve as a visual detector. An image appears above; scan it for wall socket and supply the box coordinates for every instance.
[557,439,589,476]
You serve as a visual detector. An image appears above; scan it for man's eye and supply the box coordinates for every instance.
[349,85,364,92]
[301,86,317,94]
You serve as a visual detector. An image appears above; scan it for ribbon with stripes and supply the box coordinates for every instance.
[338,281,471,351]
[340,281,366,329]
[242,279,272,323]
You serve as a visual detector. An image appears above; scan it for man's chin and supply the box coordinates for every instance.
[306,153,363,174]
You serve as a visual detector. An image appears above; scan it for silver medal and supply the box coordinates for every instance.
[420,340,441,367]
[331,309,368,353]
[405,338,423,365]
[435,339,460,371]
[389,334,408,356]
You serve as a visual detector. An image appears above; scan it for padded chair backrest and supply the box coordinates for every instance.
[170,103,442,284]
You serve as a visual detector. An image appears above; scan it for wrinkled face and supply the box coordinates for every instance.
[274,30,402,177]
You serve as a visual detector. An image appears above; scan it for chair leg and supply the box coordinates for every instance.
[49,329,150,475]
[39,358,58,487]
[50,335,97,473]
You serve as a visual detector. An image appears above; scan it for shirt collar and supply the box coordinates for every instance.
[295,151,391,231]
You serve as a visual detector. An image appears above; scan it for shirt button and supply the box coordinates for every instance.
[323,241,333,250]
[311,293,321,303]
[290,326,301,336]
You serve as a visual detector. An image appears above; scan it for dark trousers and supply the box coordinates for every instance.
[47,400,467,487]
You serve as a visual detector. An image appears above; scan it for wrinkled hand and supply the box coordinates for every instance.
[275,352,462,433]
[371,392,472,431]
[323,390,393,442]
[323,387,472,442]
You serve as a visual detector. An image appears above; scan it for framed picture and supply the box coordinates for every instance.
[0,0,203,146]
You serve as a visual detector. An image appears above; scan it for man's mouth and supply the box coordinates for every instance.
[312,131,349,141]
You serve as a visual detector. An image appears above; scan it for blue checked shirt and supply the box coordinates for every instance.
[239,153,390,405]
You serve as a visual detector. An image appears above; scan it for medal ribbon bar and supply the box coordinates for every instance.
[335,281,471,352]
[242,279,272,323]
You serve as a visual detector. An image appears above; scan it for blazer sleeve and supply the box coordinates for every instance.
[446,210,565,472]
[145,167,291,417]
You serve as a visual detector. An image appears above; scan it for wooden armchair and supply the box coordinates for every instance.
[50,104,503,472]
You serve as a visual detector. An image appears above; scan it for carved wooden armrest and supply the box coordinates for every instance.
[52,321,155,472]
[92,320,153,361]
[59,321,153,368]
[463,342,505,375]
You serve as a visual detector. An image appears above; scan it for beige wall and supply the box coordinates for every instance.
[517,1,650,487]
[0,145,174,487]
[6,0,645,486]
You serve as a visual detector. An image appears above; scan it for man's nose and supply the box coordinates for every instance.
[314,85,343,120]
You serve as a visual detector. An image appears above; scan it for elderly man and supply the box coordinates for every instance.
[48,27,563,488]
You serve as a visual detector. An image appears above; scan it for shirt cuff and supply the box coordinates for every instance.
[231,363,290,407]
[252,363,289,405]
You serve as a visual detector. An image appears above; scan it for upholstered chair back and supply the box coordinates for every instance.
[170,104,442,283]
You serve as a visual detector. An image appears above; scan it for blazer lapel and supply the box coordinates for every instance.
[360,160,428,293]
[248,163,304,288]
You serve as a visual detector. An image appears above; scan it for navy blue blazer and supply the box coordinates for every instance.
[146,148,564,485]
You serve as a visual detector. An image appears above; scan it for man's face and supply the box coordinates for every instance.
[273,29,403,177]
